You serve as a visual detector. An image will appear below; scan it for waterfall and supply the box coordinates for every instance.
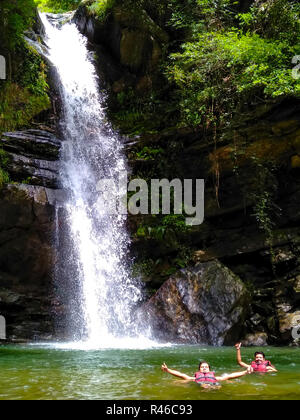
[41,14,149,348]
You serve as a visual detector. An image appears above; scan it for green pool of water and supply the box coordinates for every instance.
[0,344,299,400]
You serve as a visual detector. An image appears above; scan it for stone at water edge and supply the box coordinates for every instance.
[242,332,268,347]
[141,260,250,345]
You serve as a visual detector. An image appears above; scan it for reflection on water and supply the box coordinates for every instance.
[0,345,299,400]
[29,339,173,351]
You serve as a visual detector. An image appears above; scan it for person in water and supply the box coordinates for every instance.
[161,361,250,388]
[235,342,277,373]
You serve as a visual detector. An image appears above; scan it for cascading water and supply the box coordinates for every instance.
[40,14,152,348]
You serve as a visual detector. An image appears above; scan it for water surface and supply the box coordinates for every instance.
[0,344,299,400]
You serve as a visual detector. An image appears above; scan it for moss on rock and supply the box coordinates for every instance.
[0,18,51,134]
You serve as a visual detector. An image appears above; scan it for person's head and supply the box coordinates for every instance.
[198,361,211,373]
[254,351,266,364]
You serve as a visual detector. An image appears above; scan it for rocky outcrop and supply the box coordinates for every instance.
[1,130,60,160]
[0,0,65,341]
[127,96,300,346]
[142,261,250,345]
[71,2,300,347]
[1,130,61,188]
[74,0,168,90]
[0,128,64,340]
[0,184,65,340]
[242,332,268,347]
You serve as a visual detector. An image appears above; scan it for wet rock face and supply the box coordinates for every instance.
[73,2,167,89]
[243,332,268,347]
[0,129,63,340]
[126,97,300,346]
[1,130,60,160]
[0,184,65,340]
[143,261,250,345]
[1,130,61,188]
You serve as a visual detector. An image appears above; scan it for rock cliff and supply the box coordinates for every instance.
[74,0,300,346]
[1,0,300,345]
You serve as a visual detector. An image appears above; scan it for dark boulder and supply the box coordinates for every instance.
[0,184,65,340]
[1,130,61,188]
[73,1,168,90]
[243,332,268,347]
[5,153,59,189]
[142,260,250,345]
[1,130,61,161]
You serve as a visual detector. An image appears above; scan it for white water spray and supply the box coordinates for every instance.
[41,14,152,348]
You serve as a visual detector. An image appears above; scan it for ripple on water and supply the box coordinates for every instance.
[1,345,300,400]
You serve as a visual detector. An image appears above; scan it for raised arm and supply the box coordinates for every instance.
[235,342,250,369]
[216,369,249,382]
[161,363,195,381]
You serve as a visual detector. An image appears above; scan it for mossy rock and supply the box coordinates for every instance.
[141,260,250,345]
[113,3,169,44]
[0,39,51,133]
[75,1,167,78]
[120,29,152,72]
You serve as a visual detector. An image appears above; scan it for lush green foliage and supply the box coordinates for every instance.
[238,0,300,43]
[0,42,51,132]
[0,82,51,132]
[135,146,164,161]
[133,213,194,281]
[0,0,51,133]
[0,149,10,188]
[167,29,300,127]
[34,0,81,13]
[168,0,237,32]
[136,215,191,240]
[35,0,115,15]
[111,90,172,137]
[0,0,36,50]
[165,0,300,128]
[109,0,300,132]
[86,0,116,19]
[18,44,50,96]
